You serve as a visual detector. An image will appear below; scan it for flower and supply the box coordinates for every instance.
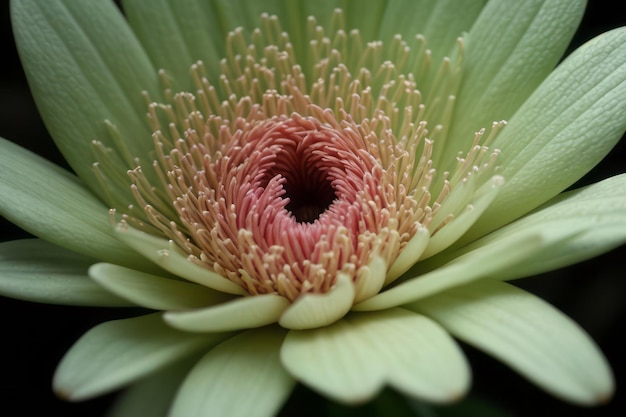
[1,0,625,416]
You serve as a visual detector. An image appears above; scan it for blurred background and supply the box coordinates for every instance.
[1,1,625,416]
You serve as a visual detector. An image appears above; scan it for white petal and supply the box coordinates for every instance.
[170,327,294,417]
[89,263,233,310]
[410,280,614,405]
[281,308,469,404]
[53,313,230,401]
[279,273,355,330]
[114,223,245,295]
[0,239,131,307]
[164,294,290,332]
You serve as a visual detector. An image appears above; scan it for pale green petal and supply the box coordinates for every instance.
[122,0,224,91]
[114,224,245,295]
[122,0,390,91]
[122,0,332,89]
[440,0,585,170]
[122,0,482,93]
[353,255,387,302]
[0,239,131,307]
[422,175,504,258]
[53,313,230,401]
[170,327,294,417]
[480,174,626,280]
[0,138,144,269]
[164,294,289,332]
[386,227,430,284]
[353,231,544,312]
[378,0,486,62]
[89,263,233,310]
[107,355,199,417]
[11,0,159,194]
[467,27,626,239]
[281,308,469,404]
[279,273,355,329]
[416,205,613,283]
[410,280,614,405]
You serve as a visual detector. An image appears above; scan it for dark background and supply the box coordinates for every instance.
[1,2,625,416]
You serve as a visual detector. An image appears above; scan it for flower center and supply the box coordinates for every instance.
[96,10,503,304]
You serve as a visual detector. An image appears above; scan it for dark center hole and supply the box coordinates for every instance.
[283,176,336,223]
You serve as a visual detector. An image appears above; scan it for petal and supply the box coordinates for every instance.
[378,0,487,62]
[440,0,585,169]
[0,239,131,307]
[409,280,614,405]
[0,138,145,269]
[164,294,290,332]
[281,308,469,404]
[89,263,233,310]
[122,0,331,88]
[53,313,230,401]
[353,230,544,312]
[279,272,355,330]
[353,254,387,302]
[467,27,626,239]
[170,327,294,417]
[114,223,245,295]
[480,174,626,280]
[107,356,199,417]
[122,0,224,91]
[386,226,430,284]
[11,0,159,193]
[422,175,504,258]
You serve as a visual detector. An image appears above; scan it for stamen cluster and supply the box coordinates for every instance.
[94,10,501,301]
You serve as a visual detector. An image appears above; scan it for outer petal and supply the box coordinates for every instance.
[0,138,145,269]
[480,174,626,280]
[0,239,131,307]
[11,0,159,195]
[467,27,626,239]
[123,0,484,92]
[107,356,199,417]
[353,231,545,311]
[122,0,224,91]
[414,175,626,281]
[378,0,487,63]
[53,313,231,401]
[409,280,614,405]
[164,294,290,332]
[441,0,585,169]
[170,327,294,417]
[89,263,234,310]
[114,223,245,295]
[281,308,469,404]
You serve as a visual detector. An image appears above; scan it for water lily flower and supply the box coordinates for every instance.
[1,0,625,416]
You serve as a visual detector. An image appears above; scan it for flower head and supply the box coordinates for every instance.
[1,1,625,416]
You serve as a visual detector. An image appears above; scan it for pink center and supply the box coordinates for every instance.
[174,112,402,301]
